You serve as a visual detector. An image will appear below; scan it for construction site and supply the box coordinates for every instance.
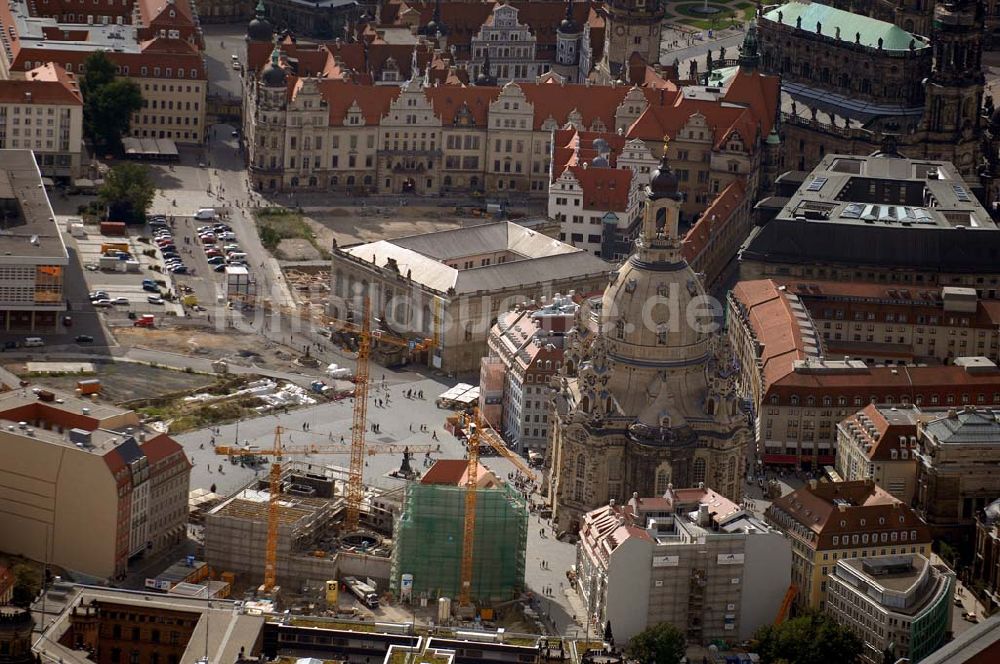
[391,465,529,605]
[203,460,402,594]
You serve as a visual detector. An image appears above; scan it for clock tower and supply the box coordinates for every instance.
[600,0,663,80]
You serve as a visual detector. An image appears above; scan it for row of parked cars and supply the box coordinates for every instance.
[198,220,246,272]
[150,214,189,275]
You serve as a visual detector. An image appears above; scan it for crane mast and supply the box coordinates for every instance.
[345,296,371,532]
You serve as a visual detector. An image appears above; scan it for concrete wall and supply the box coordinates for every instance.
[0,434,117,578]
[739,532,792,640]
[605,536,652,643]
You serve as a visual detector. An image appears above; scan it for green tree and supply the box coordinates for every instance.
[624,622,686,664]
[100,163,156,223]
[10,563,42,607]
[81,51,143,152]
[754,612,863,664]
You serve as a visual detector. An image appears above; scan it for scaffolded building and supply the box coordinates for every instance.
[390,482,528,603]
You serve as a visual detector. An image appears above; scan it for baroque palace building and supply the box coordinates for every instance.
[242,17,780,215]
[546,149,749,533]
[757,0,997,201]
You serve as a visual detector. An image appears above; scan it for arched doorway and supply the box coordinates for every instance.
[402,177,416,193]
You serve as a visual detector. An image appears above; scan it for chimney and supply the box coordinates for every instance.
[808,479,817,490]
[837,503,847,512]
[697,503,711,527]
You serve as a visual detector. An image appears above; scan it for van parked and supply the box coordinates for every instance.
[194,208,218,220]
[24,337,44,347]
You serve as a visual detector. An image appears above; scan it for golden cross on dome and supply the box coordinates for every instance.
[662,134,670,155]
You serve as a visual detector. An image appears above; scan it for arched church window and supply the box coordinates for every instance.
[655,466,670,496]
[693,457,707,485]
[576,453,586,479]
[727,458,736,486]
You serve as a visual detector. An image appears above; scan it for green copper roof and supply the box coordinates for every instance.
[763,1,930,51]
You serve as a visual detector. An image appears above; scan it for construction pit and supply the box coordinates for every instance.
[202,458,531,628]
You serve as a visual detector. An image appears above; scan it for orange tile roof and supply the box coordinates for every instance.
[731,279,808,389]
[567,165,632,211]
[420,459,497,487]
[0,63,83,105]
[521,82,630,131]
[842,403,919,462]
[681,178,746,264]
[723,68,781,137]
[640,94,759,149]
[298,79,402,126]
[767,479,931,550]
[140,432,187,464]
[426,85,497,126]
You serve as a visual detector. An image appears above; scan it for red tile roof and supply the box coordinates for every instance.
[140,432,185,464]
[420,459,497,487]
[0,63,83,105]
[681,178,746,264]
[731,279,809,389]
[767,480,931,550]
[567,165,632,211]
[842,403,919,462]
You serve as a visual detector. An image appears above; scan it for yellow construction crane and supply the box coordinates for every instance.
[229,292,432,526]
[456,408,538,608]
[215,427,434,592]
[223,293,433,590]
[458,409,482,608]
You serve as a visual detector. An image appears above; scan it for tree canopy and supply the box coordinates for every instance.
[753,612,863,664]
[624,622,686,664]
[99,163,156,223]
[81,51,143,153]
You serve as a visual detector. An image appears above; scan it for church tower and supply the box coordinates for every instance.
[547,142,748,533]
[553,0,584,82]
[600,0,662,80]
[921,0,985,179]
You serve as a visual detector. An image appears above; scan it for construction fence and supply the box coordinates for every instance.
[390,482,528,604]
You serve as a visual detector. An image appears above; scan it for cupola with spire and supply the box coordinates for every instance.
[737,20,760,71]
[648,137,682,201]
[260,46,287,88]
[558,0,581,34]
[420,0,448,37]
[247,0,273,43]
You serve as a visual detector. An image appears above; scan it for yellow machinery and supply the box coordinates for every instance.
[225,293,433,591]
[457,408,538,608]
[215,427,434,593]
[774,584,798,625]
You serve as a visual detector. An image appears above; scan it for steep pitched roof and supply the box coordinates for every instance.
[520,82,629,130]
[567,165,632,211]
[0,63,83,105]
[681,179,746,262]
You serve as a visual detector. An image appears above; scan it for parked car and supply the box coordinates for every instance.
[214,263,228,272]
[142,283,159,293]
[112,297,130,305]
[74,335,94,343]
[169,265,189,274]
[162,252,180,261]
[89,290,109,300]
[195,208,217,220]
[207,256,226,265]
[217,232,237,241]
[147,295,165,304]
[92,299,113,307]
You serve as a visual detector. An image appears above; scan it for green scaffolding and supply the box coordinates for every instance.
[390,482,528,604]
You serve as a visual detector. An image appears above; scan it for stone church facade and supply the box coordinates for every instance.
[547,149,749,533]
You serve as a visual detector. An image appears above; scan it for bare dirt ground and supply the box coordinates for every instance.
[115,326,295,367]
[277,238,322,260]
[7,360,215,404]
[306,206,478,246]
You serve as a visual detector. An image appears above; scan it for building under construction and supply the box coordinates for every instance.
[203,462,400,589]
[390,461,528,603]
